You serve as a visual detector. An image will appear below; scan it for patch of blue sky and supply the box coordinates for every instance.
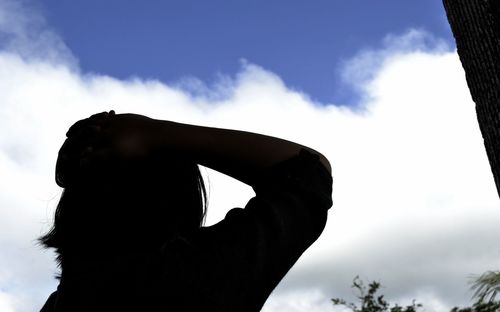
[41,0,455,105]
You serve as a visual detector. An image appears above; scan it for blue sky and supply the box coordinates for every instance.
[2,1,500,312]
[41,0,453,104]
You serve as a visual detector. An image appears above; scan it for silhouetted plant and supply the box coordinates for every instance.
[332,276,500,312]
[450,301,500,312]
[331,276,422,312]
[470,271,500,303]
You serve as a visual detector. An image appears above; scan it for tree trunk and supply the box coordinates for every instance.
[443,0,500,199]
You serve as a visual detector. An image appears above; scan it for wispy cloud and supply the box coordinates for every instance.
[340,28,452,106]
[0,0,76,67]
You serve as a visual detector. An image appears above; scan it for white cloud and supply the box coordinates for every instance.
[0,0,76,67]
[340,28,452,103]
[0,291,17,312]
[262,288,334,312]
[0,3,499,311]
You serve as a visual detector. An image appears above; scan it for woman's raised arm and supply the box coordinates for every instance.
[64,111,331,186]
[150,117,331,184]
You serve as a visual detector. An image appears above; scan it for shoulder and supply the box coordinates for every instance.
[149,150,333,311]
[252,148,333,211]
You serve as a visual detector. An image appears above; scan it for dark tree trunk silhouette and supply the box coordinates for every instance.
[443,0,500,199]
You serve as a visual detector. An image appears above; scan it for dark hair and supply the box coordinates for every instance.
[39,153,207,268]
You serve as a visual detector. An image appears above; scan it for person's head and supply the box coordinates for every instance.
[39,119,207,268]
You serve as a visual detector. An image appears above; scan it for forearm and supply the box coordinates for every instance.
[151,119,331,185]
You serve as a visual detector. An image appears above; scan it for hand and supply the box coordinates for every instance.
[56,111,158,187]
[87,112,157,160]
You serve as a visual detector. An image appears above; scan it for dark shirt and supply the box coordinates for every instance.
[40,149,333,312]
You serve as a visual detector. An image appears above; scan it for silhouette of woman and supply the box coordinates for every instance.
[39,111,332,312]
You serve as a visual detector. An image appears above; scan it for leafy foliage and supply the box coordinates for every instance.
[331,276,422,312]
[470,271,500,303]
[450,301,500,312]
[332,276,500,312]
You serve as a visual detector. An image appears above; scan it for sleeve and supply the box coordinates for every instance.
[242,148,333,255]
[154,149,333,312]
[209,149,332,308]
[252,148,333,212]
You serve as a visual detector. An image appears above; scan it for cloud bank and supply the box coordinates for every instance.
[0,1,499,311]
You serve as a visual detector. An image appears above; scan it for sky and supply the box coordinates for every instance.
[42,0,452,105]
[0,1,499,311]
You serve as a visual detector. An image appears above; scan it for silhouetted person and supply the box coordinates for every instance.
[39,111,332,312]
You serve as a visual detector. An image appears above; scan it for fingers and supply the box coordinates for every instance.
[61,127,112,160]
[66,110,115,137]
[63,110,117,156]
[57,136,116,187]
[57,110,118,186]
